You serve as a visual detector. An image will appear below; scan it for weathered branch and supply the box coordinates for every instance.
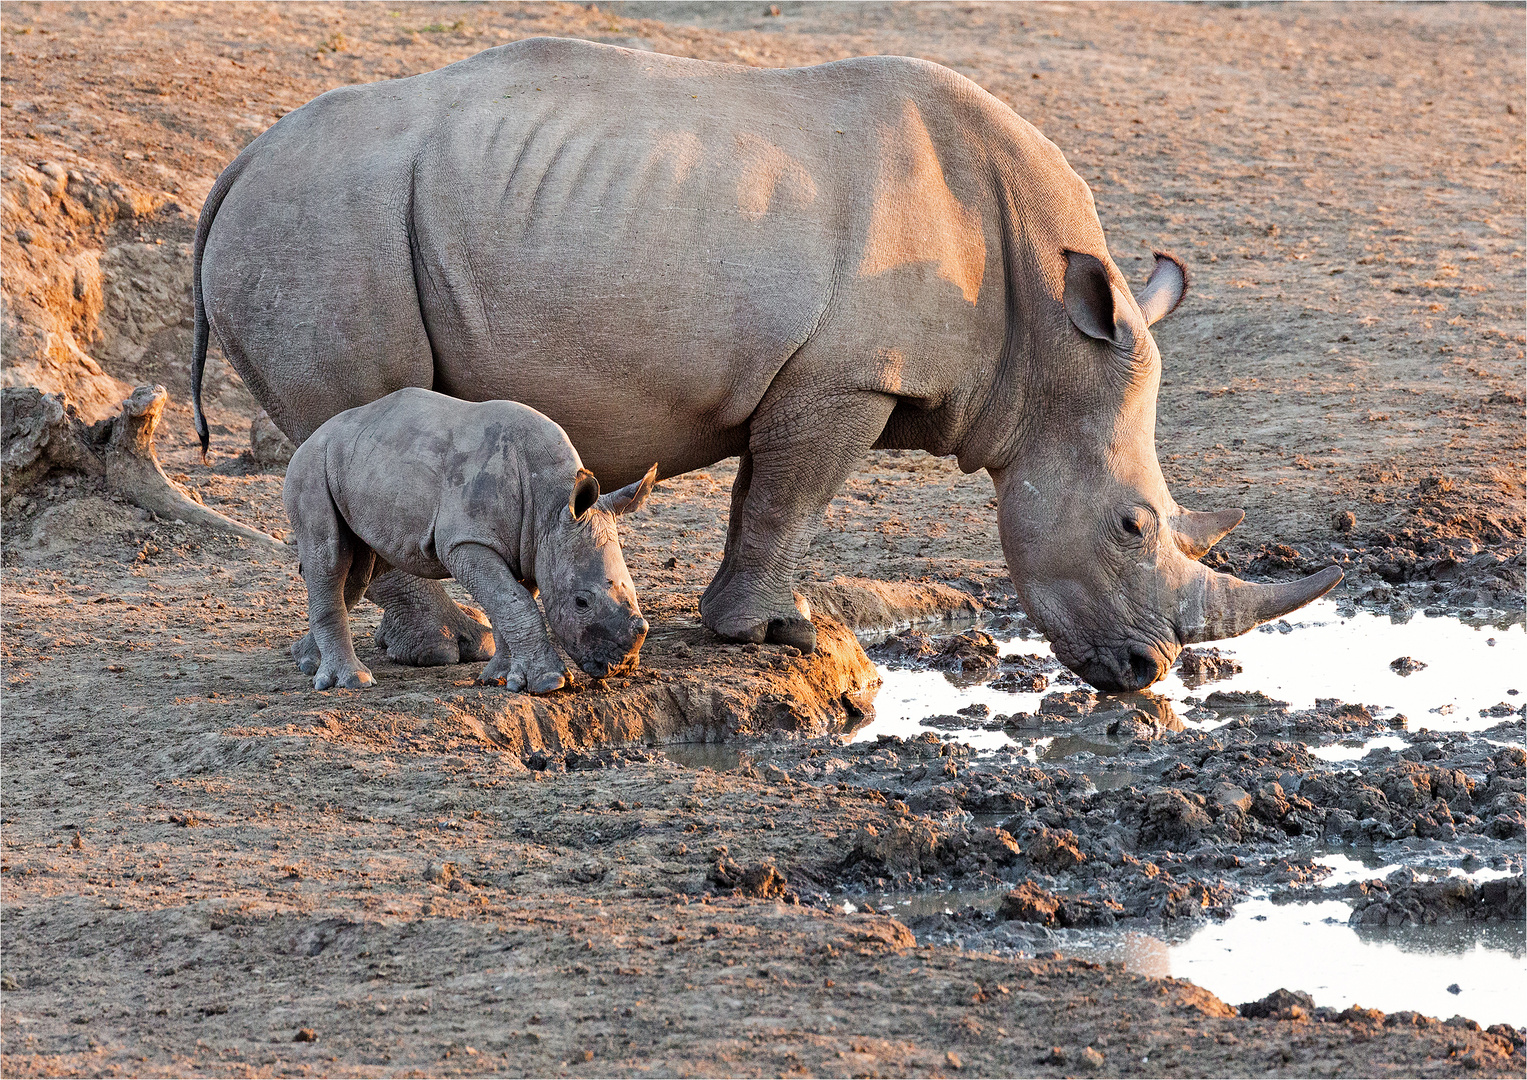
[2,383,286,552]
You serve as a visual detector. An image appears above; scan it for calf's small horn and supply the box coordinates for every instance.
[1177,564,1343,643]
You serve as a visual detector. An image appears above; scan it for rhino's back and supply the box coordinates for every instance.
[207,39,1093,472]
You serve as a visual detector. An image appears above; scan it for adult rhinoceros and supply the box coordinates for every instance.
[191,37,1338,691]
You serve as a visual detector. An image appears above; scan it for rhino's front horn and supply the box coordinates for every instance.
[1177,564,1343,643]
[1171,507,1245,560]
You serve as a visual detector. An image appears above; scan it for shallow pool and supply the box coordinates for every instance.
[853,599,1526,750]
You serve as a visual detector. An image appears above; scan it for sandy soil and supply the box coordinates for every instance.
[2,2,1524,1076]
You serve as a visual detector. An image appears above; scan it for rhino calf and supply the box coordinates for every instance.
[283,388,656,692]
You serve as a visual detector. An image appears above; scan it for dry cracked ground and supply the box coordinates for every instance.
[1,2,1524,1076]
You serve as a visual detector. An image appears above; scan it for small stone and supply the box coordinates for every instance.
[1203,689,1288,709]
[293,1028,317,1042]
[1240,988,1316,1020]
[1332,510,1356,533]
[249,411,296,467]
[1447,983,1461,995]
[1079,1046,1106,1070]
[945,1051,963,1070]
[1389,656,1427,675]
[571,1049,594,1062]
[1212,783,1253,814]
[1043,1046,1068,1065]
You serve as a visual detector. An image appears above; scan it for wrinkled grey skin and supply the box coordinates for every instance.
[198,38,1338,692]
[283,388,655,692]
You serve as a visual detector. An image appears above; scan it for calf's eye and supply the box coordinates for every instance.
[575,597,590,610]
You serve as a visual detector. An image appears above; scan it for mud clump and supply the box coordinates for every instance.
[1389,655,1428,675]
[870,628,1000,679]
[1202,689,1288,710]
[990,651,1059,693]
[996,882,1123,929]
[1021,826,1086,872]
[1241,988,1317,1021]
[1345,870,1526,927]
[709,851,789,899]
[1176,646,1243,687]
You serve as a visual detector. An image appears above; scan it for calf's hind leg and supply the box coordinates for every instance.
[290,510,375,691]
[291,548,376,677]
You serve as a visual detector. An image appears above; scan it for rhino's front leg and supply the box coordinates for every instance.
[366,568,495,667]
[699,447,752,618]
[443,543,567,694]
[702,386,897,653]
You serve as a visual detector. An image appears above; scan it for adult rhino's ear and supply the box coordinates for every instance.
[1135,251,1189,326]
[1063,249,1124,344]
[569,469,600,520]
[1171,506,1244,560]
[597,463,658,516]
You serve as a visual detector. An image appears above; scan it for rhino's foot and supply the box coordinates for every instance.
[476,654,566,694]
[314,658,374,691]
[374,601,495,667]
[291,632,322,676]
[765,615,817,653]
[703,591,816,653]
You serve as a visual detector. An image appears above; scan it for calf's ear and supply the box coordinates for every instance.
[1063,249,1123,344]
[1135,251,1189,326]
[597,463,659,516]
[570,469,600,520]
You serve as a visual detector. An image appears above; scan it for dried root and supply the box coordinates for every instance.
[2,383,285,552]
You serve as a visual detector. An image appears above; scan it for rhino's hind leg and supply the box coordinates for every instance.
[293,547,378,676]
[367,569,495,667]
[290,504,375,691]
[701,387,896,653]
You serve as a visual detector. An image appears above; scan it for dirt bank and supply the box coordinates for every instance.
[2,2,1524,1075]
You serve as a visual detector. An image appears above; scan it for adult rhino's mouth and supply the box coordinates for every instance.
[1071,642,1177,692]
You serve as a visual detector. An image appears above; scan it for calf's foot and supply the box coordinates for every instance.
[291,632,322,676]
[476,652,566,694]
[313,657,374,691]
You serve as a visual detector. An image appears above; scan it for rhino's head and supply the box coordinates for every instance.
[990,250,1340,692]
[537,464,657,679]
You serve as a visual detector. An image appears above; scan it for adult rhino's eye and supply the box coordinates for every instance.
[1122,514,1144,537]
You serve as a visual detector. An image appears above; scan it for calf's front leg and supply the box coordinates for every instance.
[443,543,567,694]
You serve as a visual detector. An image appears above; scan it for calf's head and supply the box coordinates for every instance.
[537,464,657,678]
[991,251,1340,692]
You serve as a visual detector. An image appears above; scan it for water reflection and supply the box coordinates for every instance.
[661,743,750,772]
[854,599,1526,749]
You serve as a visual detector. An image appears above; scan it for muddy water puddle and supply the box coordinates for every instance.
[844,600,1525,1027]
[855,853,1527,1028]
[854,599,1526,753]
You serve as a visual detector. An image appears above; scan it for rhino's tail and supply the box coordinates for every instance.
[190,155,250,464]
